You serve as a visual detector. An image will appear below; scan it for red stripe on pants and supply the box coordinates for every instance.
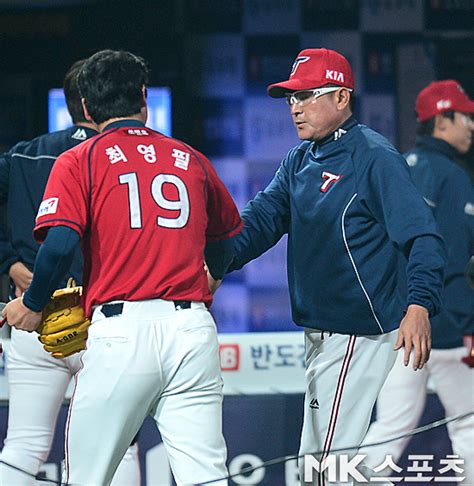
[319,335,357,486]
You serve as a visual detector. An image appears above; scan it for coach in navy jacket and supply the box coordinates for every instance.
[206,48,446,485]
[227,117,445,337]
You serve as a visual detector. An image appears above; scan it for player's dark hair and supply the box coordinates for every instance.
[77,49,149,125]
[416,111,455,136]
[63,59,88,124]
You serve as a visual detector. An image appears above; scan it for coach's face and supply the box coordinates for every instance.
[446,112,473,154]
[288,87,352,142]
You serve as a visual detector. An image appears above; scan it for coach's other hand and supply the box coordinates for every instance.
[3,297,42,332]
[394,304,431,370]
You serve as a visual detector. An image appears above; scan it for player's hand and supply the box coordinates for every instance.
[394,304,431,370]
[2,297,42,332]
[9,262,33,298]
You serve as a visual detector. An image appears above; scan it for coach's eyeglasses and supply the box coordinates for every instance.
[285,87,352,107]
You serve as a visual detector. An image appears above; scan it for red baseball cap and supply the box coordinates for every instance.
[416,80,474,122]
[267,48,355,98]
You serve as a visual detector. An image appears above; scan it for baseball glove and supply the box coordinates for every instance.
[37,279,90,359]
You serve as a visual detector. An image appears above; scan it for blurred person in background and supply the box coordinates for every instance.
[362,79,474,485]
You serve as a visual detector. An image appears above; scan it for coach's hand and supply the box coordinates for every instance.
[394,304,431,370]
[9,262,33,298]
[207,273,223,294]
[204,262,223,294]
[2,297,42,332]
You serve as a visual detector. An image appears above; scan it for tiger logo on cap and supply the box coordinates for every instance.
[290,56,310,76]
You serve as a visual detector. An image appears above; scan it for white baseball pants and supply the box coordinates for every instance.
[0,327,140,486]
[63,299,228,486]
[299,328,398,486]
[362,347,474,485]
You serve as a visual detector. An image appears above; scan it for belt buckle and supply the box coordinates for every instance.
[101,303,124,318]
[174,300,191,311]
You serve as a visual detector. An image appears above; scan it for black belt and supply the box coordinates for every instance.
[101,300,192,318]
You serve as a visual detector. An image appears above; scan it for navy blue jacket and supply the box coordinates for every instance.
[222,117,446,335]
[405,136,474,348]
[0,125,98,292]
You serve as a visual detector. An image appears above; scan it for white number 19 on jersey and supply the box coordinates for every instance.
[119,172,190,229]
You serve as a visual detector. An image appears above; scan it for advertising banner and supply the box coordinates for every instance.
[184,34,244,98]
[243,0,300,34]
[243,97,297,160]
[360,0,423,32]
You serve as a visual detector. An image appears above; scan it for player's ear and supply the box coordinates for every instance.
[140,104,148,125]
[81,98,94,123]
[141,85,147,106]
[140,86,148,124]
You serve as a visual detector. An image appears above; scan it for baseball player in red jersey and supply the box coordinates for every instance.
[0,59,140,486]
[3,50,242,486]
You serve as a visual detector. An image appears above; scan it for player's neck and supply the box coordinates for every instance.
[98,111,147,133]
[76,121,99,132]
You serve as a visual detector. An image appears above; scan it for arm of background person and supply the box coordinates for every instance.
[0,150,23,280]
[2,225,80,332]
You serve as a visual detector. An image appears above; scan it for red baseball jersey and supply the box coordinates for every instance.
[34,121,242,316]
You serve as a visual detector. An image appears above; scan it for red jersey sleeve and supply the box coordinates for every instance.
[34,148,88,243]
[203,155,243,242]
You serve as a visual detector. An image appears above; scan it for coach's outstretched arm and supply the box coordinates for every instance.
[206,152,292,285]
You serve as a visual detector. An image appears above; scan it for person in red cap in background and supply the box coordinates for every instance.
[205,48,446,485]
[362,80,474,484]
